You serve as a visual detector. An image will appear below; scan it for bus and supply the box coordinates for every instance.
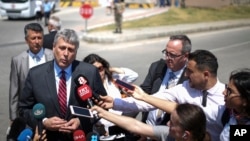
[0,0,60,19]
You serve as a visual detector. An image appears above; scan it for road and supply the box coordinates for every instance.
[76,27,250,85]
[0,6,163,47]
[0,7,250,140]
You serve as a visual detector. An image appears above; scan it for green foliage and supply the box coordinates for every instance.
[91,5,250,32]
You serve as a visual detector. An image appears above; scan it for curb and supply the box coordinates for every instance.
[81,19,250,44]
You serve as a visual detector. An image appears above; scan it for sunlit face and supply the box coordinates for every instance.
[223,80,246,113]
[164,40,188,71]
[25,30,43,54]
[167,110,185,140]
[92,61,105,81]
[185,60,207,90]
[53,38,77,70]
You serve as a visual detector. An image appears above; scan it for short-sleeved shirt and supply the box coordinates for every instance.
[152,126,175,141]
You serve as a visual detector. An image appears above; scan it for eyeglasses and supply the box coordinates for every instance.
[97,66,104,72]
[162,50,183,59]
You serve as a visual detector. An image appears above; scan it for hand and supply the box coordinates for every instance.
[97,95,114,109]
[59,118,80,133]
[43,116,67,131]
[126,85,147,100]
[33,126,47,141]
[91,106,106,118]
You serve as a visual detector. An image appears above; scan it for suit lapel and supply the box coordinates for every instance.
[66,60,80,119]
[44,49,54,61]
[21,50,29,78]
[152,59,167,93]
[44,62,61,114]
[177,69,188,84]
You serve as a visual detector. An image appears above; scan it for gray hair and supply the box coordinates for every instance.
[48,16,62,30]
[169,35,192,54]
[53,29,79,49]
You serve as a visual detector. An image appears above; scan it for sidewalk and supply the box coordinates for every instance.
[81,19,250,44]
[55,6,250,44]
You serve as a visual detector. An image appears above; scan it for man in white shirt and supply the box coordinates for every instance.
[98,50,225,141]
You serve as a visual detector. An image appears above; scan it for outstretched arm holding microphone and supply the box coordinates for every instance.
[91,103,209,141]
[91,105,158,140]
[127,85,178,113]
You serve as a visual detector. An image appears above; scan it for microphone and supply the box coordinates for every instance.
[17,128,33,141]
[75,74,101,102]
[32,103,46,135]
[75,75,100,120]
[73,130,86,141]
[77,81,99,119]
[86,132,99,141]
[75,75,93,107]
[77,83,94,107]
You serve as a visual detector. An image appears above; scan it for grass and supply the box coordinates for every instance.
[91,5,250,32]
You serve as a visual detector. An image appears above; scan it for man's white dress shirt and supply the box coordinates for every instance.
[113,80,225,141]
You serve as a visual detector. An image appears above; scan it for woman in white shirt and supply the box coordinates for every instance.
[83,53,138,139]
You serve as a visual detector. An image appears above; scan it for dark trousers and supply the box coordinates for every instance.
[44,12,50,26]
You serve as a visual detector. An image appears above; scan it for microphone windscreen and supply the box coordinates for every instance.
[86,132,99,141]
[73,130,86,141]
[7,117,26,140]
[77,84,92,101]
[17,128,33,141]
[32,103,46,120]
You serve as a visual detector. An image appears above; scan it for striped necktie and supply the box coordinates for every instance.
[58,70,67,118]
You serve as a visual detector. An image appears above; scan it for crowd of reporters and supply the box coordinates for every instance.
[6,18,250,141]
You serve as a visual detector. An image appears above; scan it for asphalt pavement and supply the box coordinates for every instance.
[54,6,250,44]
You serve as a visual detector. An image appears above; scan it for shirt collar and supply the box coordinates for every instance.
[167,65,186,79]
[29,48,44,58]
[54,61,72,77]
[203,78,222,95]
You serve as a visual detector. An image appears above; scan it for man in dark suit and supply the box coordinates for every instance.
[18,29,107,141]
[43,16,61,50]
[9,23,54,123]
[140,35,192,126]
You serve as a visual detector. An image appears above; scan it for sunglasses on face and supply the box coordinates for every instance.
[97,66,104,72]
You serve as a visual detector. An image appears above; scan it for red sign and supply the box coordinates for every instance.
[80,4,93,19]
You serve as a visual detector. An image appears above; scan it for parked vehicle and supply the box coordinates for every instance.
[0,0,60,19]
